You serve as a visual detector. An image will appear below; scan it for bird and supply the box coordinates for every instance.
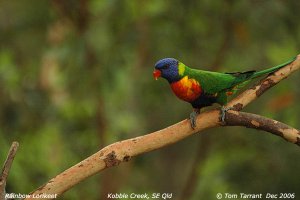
[153,57,295,128]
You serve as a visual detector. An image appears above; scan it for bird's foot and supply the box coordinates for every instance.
[220,106,234,125]
[189,109,200,129]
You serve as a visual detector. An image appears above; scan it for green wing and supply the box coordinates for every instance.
[185,68,256,105]
[186,68,244,94]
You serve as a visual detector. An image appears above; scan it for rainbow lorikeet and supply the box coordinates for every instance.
[153,57,295,128]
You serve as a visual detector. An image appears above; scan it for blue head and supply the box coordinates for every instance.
[153,58,182,83]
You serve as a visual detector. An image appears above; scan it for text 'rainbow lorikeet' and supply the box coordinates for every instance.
[153,57,295,128]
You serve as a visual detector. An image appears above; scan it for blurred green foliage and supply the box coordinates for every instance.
[0,0,299,199]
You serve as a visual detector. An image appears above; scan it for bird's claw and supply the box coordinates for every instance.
[189,110,199,129]
[220,106,234,124]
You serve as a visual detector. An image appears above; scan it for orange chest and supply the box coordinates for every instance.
[170,76,202,102]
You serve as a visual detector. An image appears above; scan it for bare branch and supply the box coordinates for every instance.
[0,142,19,200]
[225,110,300,145]
[26,55,300,199]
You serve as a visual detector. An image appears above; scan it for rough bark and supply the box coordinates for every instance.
[225,110,300,145]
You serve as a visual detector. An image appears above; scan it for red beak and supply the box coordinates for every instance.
[153,69,161,80]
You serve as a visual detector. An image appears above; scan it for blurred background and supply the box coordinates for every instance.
[0,0,299,199]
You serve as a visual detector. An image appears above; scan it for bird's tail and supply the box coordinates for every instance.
[251,56,296,79]
[228,56,296,95]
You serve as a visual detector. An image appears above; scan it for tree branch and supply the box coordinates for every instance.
[225,110,300,145]
[0,142,19,200]
[26,55,300,199]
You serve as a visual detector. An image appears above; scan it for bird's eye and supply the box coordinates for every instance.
[162,64,169,69]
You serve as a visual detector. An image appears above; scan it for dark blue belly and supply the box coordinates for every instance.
[190,93,217,109]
